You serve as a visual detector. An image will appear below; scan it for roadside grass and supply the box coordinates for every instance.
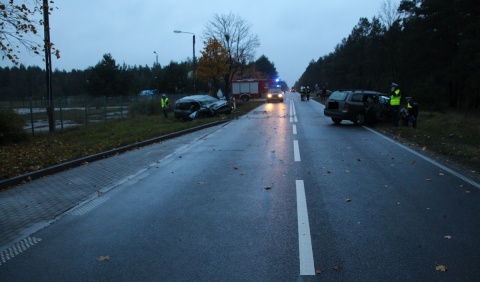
[372,110,480,175]
[0,100,263,180]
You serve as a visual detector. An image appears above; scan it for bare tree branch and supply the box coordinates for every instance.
[203,12,260,96]
[0,0,59,65]
[378,0,401,29]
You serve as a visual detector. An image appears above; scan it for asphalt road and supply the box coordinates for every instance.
[1,92,479,281]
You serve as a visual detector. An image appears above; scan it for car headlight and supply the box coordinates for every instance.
[267,94,272,98]
[278,94,283,98]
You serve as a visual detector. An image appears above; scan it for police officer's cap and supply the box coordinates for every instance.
[391,82,399,87]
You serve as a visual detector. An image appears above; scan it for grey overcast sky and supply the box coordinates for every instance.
[1,0,393,87]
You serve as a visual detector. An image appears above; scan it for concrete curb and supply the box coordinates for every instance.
[0,120,229,190]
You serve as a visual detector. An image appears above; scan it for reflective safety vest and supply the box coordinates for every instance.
[390,89,401,106]
[161,97,169,108]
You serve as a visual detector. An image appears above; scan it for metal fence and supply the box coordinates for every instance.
[1,93,188,134]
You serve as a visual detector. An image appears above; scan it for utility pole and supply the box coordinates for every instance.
[43,0,54,132]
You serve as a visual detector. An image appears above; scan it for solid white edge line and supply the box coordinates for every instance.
[290,100,295,123]
[289,100,293,122]
[365,127,480,189]
[294,140,301,162]
[296,180,315,275]
[290,100,298,123]
[293,101,298,123]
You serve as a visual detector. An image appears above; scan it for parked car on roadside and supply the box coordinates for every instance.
[138,90,157,96]
[266,88,284,103]
[323,89,388,125]
[174,95,232,121]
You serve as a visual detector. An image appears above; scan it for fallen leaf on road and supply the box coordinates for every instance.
[332,265,342,271]
[411,160,416,165]
[265,186,272,190]
[439,172,445,176]
[96,256,110,261]
[435,265,447,272]
[345,199,352,202]
[426,179,432,182]
[233,166,238,170]
[444,235,452,239]
[315,269,322,275]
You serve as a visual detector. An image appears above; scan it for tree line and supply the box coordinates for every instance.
[0,56,189,100]
[0,51,279,101]
[295,0,480,112]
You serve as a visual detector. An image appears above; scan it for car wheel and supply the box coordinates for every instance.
[332,118,342,124]
[353,112,365,125]
[241,95,250,102]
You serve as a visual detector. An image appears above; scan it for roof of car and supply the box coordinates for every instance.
[334,89,385,95]
[176,95,217,102]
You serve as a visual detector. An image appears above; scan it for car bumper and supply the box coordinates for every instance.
[323,109,354,120]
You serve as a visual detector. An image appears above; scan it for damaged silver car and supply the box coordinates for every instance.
[174,95,232,121]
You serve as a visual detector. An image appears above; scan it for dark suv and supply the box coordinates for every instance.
[323,90,388,125]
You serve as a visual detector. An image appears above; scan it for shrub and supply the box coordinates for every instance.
[0,109,28,144]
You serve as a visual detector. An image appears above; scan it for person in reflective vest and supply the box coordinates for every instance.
[390,82,401,126]
[161,94,169,119]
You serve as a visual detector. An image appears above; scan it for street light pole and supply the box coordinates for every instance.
[153,51,158,66]
[174,30,196,94]
[153,51,159,94]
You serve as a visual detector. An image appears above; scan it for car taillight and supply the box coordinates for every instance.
[343,102,350,110]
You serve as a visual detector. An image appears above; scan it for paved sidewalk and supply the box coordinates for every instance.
[0,123,225,251]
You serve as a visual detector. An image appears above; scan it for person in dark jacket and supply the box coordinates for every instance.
[406,97,419,129]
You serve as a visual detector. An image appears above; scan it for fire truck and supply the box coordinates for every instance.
[231,79,277,101]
